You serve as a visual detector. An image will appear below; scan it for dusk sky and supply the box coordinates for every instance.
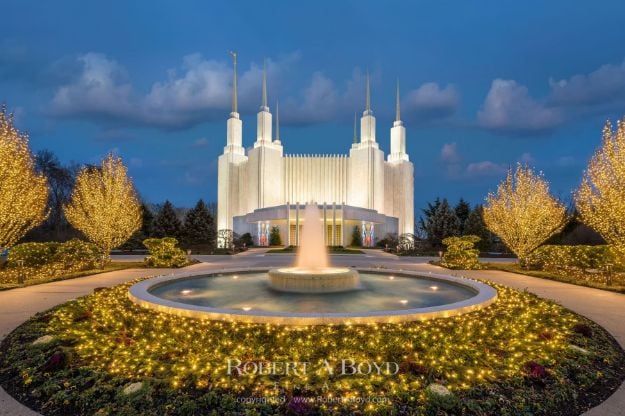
[2,0,625,213]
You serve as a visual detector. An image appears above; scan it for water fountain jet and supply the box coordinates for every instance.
[269,204,360,293]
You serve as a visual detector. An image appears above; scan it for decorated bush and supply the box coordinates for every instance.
[1,239,103,286]
[52,239,102,269]
[143,237,188,268]
[524,244,625,287]
[7,242,60,267]
[441,235,481,269]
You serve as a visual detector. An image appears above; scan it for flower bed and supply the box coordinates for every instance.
[1,280,623,415]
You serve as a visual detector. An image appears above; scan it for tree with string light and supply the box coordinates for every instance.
[64,154,141,265]
[0,106,49,250]
[575,118,625,260]
[483,164,568,266]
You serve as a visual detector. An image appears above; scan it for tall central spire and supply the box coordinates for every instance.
[395,79,401,122]
[260,59,268,111]
[229,51,237,115]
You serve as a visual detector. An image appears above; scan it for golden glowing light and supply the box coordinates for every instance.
[484,164,568,266]
[575,117,625,262]
[64,154,141,264]
[0,107,48,249]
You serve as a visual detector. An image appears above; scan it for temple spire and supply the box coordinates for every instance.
[365,72,371,114]
[353,112,357,144]
[260,59,268,111]
[395,79,401,122]
[229,51,237,115]
[274,100,281,144]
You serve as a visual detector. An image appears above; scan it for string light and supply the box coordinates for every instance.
[0,106,48,249]
[483,164,568,266]
[576,117,625,261]
[64,154,141,264]
[15,278,586,414]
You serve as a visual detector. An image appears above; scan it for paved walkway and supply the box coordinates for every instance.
[0,253,623,415]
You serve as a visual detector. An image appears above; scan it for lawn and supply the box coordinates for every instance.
[1,279,623,415]
[0,262,146,291]
[481,262,625,294]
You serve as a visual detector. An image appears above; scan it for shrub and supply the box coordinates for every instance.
[7,242,60,268]
[269,226,282,246]
[143,237,188,268]
[525,244,624,286]
[351,226,362,247]
[526,245,619,271]
[441,235,481,270]
[52,239,102,269]
[1,239,103,285]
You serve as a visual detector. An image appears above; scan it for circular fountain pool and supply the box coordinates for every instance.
[129,268,497,325]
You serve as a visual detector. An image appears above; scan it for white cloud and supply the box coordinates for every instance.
[518,152,535,164]
[440,142,460,163]
[477,79,563,134]
[50,53,136,121]
[192,137,209,147]
[49,52,300,129]
[466,161,506,177]
[549,60,625,108]
[403,82,459,122]
[281,68,366,124]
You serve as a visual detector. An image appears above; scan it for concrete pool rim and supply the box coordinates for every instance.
[128,268,498,325]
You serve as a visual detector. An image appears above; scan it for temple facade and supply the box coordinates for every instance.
[217,54,413,247]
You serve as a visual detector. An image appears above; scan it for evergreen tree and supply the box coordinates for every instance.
[421,198,460,249]
[182,199,216,247]
[419,198,441,235]
[464,204,493,251]
[269,226,282,246]
[455,198,471,234]
[153,200,182,239]
[120,203,154,250]
[351,225,363,247]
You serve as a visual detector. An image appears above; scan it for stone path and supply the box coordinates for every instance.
[0,253,623,415]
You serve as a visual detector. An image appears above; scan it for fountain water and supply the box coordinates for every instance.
[269,204,360,293]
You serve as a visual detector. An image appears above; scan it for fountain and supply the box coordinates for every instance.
[268,204,360,293]
[129,204,498,325]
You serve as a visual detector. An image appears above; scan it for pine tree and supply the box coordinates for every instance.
[182,199,216,247]
[153,200,182,239]
[351,225,363,247]
[422,198,460,249]
[455,198,471,234]
[269,226,282,246]
[464,205,492,251]
[120,203,154,250]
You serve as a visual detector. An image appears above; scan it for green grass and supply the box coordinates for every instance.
[1,279,623,415]
[266,246,365,254]
[0,262,145,291]
[481,262,625,294]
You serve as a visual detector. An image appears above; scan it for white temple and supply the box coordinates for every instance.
[217,53,414,247]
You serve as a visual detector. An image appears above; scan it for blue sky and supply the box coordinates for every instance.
[2,0,625,213]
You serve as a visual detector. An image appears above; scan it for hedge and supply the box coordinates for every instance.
[143,237,188,268]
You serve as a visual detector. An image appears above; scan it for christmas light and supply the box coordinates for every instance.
[0,106,48,249]
[484,164,568,266]
[64,154,141,264]
[576,117,625,261]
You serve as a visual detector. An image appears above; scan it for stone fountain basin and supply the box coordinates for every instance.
[269,267,360,293]
[128,268,498,325]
